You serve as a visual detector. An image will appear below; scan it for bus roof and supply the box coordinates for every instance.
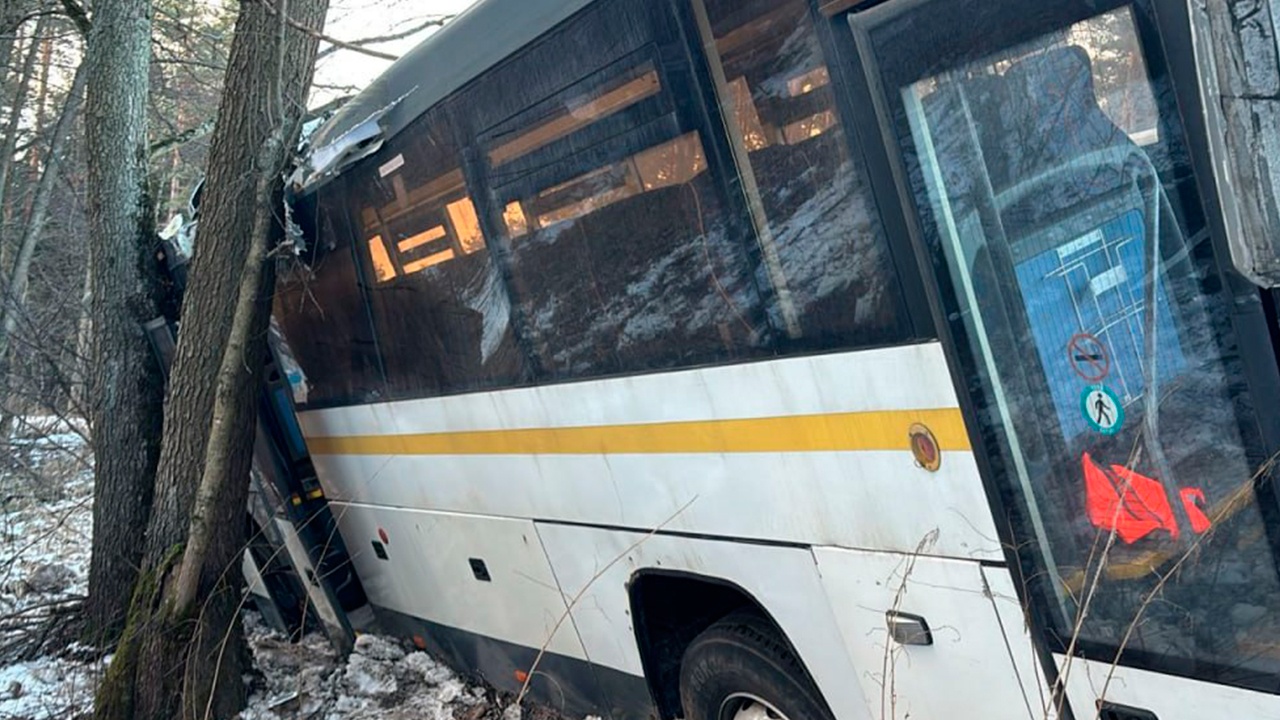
[297,0,594,193]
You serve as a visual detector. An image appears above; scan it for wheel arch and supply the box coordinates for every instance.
[627,569,828,720]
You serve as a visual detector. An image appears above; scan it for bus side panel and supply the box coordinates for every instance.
[325,502,624,717]
[1054,656,1280,720]
[534,523,873,720]
[812,548,1046,720]
[301,346,1003,561]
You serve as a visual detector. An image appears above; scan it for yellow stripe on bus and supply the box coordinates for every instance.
[304,408,970,456]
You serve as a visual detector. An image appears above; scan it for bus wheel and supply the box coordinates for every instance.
[679,612,834,720]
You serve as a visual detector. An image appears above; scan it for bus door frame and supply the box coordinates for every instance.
[832,0,1280,707]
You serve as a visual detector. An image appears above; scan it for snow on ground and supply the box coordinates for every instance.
[0,422,93,620]
[1,422,98,720]
[241,615,494,720]
[0,653,102,720]
[0,420,509,720]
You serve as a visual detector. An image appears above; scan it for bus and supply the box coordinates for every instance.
[273,0,1280,718]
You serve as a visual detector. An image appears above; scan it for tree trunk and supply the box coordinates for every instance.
[70,261,91,413]
[94,0,328,717]
[1191,0,1280,286]
[0,61,86,362]
[0,59,86,442]
[81,0,165,647]
[25,31,51,186]
[0,18,44,270]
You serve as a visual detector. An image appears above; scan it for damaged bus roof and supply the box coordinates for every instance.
[294,0,594,194]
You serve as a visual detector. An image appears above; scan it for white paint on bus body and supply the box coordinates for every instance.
[298,343,960,434]
[534,523,874,720]
[298,343,1004,561]
[327,502,589,661]
[812,547,1045,720]
[303,342,1034,720]
[1053,654,1280,719]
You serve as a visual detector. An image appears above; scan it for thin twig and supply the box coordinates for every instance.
[514,496,699,705]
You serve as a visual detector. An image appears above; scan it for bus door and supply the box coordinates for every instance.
[850,0,1280,718]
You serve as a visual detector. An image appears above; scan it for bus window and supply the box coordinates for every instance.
[349,107,528,400]
[274,190,386,408]
[695,0,909,350]
[476,0,770,382]
[884,3,1280,687]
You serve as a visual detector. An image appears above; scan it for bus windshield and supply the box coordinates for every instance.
[887,2,1280,689]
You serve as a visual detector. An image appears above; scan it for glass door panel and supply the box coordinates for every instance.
[858,0,1280,693]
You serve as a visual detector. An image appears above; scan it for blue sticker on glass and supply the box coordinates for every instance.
[1080,385,1124,436]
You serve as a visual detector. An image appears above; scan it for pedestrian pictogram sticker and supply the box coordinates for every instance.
[1067,333,1110,382]
[1081,385,1124,436]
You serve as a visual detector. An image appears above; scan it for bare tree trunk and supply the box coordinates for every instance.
[81,0,165,647]
[94,0,328,717]
[70,260,91,412]
[0,17,43,261]
[25,31,50,184]
[0,59,86,442]
[0,62,86,361]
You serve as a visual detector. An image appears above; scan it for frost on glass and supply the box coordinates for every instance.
[898,6,1280,682]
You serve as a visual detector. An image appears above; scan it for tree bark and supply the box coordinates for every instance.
[81,0,165,646]
[93,0,328,717]
[0,58,86,442]
[0,61,86,361]
[0,17,44,267]
[1191,0,1280,286]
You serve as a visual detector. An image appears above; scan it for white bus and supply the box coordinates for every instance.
[275,0,1280,718]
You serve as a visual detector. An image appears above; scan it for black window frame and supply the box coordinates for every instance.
[276,0,941,409]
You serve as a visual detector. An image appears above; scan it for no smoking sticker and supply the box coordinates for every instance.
[1067,333,1110,382]
[1081,385,1124,436]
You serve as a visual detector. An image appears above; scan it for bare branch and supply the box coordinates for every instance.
[258,0,397,61]
[314,13,453,60]
[149,118,216,160]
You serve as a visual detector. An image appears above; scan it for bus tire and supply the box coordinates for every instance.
[679,612,835,720]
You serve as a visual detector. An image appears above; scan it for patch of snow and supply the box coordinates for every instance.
[240,613,490,720]
[0,655,101,719]
[0,422,581,720]
[1,427,93,637]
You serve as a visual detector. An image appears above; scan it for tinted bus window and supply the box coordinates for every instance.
[474,0,770,381]
[348,107,529,400]
[696,0,909,350]
[274,191,385,408]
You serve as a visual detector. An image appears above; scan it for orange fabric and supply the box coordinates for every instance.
[1081,453,1211,543]
[1180,488,1212,534]
[1083,453,1173,543]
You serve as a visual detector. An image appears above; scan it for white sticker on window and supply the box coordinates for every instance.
[378,153,405,178]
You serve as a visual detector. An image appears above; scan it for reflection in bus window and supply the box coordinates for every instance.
[360,171,485,283]
[489,63,661,167]
[274,195,385,408]
[508,132,708,234]
[897,6,1280,685]
[483,2,769,381]
[700,0,907,350]
[352,108,527,399]
[1067,7,1160,145]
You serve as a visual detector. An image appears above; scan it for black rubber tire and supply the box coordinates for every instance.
[679,611,836,720]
